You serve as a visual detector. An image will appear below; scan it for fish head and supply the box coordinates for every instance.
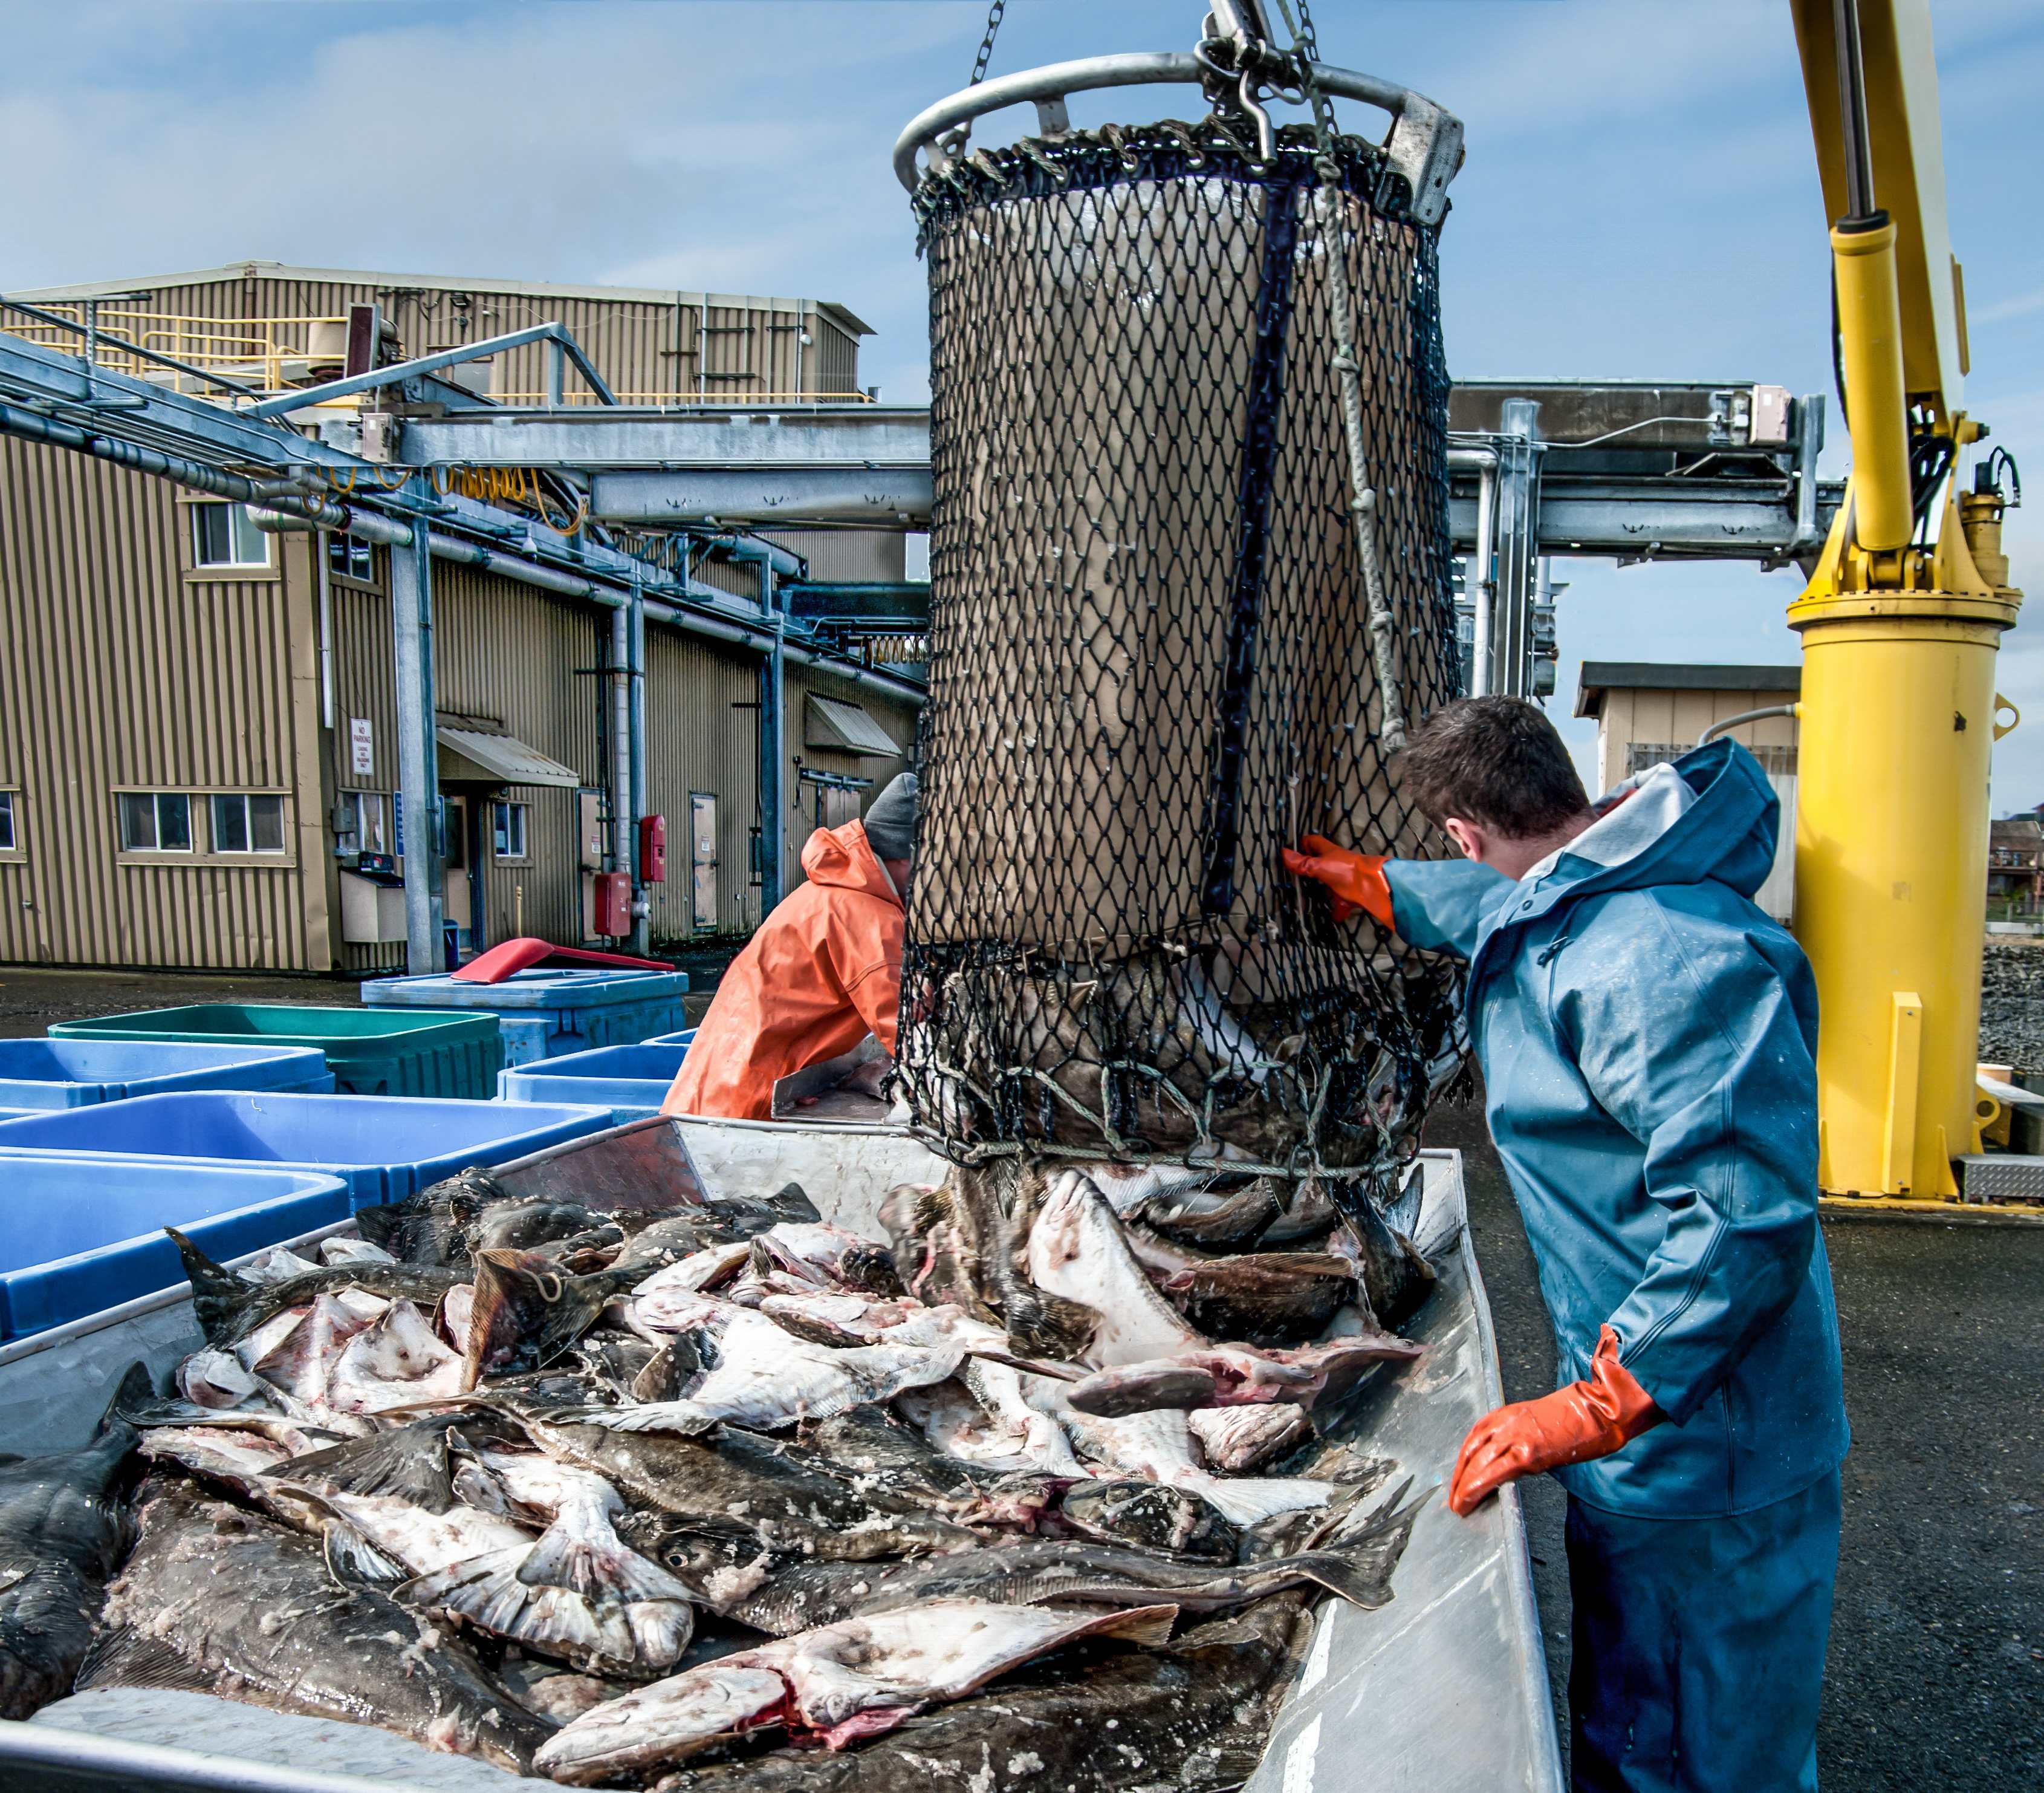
[461,1251,615,1390]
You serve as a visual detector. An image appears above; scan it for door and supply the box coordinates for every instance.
[443,796,473,937]
[690,793,718,931]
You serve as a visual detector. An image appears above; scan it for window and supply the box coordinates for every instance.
[211,793,287,854]
[492,799,529,861]
[190,503,272,570]
[327,533,375,582]
[335,790,386,856]
[0,790,15,852]
[118,792,192,852]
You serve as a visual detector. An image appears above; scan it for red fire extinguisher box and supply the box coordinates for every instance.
[592,871,633,939]
[639,815,667,883]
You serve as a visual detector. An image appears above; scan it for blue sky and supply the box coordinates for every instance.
[4,1,2040,801]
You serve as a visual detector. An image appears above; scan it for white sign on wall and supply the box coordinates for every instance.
[349,718,374,777]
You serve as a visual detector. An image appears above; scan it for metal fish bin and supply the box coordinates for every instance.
[0,1119,1562,1792]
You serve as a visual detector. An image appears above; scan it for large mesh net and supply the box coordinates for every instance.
[898,119,1466,1182]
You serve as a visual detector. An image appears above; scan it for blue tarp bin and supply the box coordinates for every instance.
[0,1039,333,1110]
[360,969,690,1065]
[0,1091,612,1209]
[642,1028,698,1049]
[498,1043,689,1124]
[0,1157,349,1339]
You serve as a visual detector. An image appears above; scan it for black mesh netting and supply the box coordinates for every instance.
[897,119,1467,1179]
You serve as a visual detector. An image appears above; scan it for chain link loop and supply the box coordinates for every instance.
[968,0,1005,86]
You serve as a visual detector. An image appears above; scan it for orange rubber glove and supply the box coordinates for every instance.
[1447,1326,1664,1517]
[1280,836,1395,928]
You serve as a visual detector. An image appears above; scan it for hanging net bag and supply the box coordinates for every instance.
[892,33,1469,1183]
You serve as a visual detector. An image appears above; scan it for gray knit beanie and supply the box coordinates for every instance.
[863,772,919,860]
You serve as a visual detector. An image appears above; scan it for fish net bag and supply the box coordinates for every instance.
[898,119,1466,1179]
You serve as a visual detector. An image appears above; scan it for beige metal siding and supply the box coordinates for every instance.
[87,273,845,404]
[1595,687,1800,791]
[765,530,909,584]
[783,665,915,889]
[433,561,605,949]
[0,438,317,969]
[643,630,764,938]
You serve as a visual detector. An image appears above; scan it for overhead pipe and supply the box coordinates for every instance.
[610,602,639,945]
[0,417,912,705]
[247,503,921,708]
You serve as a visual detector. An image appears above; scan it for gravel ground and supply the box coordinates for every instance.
[1979,939,2044,1073]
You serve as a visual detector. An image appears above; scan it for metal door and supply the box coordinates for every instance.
[690,793,718,931]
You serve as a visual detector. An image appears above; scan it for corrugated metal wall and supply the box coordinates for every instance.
[0,439,321,969]
[433,561,606,949]
[85,270,853,404]
[782,663,917,891]
[0,267,923,972]
[643,631,765,939]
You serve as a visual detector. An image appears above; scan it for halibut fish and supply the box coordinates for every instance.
[534,1598,1178,1783]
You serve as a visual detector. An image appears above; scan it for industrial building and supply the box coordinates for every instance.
[0,264,920,974]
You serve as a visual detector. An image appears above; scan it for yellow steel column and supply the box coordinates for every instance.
[1791,547,2019,1196]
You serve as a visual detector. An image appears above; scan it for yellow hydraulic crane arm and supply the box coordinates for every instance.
[1783,0,2023,1202]
[1793,0,1967,428]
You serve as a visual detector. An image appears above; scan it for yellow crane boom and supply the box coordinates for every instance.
[1786,0,2022,1200]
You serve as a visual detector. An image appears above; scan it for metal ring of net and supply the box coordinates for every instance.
[899,118,1467,1180]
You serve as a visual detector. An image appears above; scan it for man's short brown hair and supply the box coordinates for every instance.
[1395,697,1591,838]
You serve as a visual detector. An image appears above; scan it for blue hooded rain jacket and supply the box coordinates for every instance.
[1386,738,1848,1518]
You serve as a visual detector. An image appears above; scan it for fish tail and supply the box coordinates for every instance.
[518,1510,696,1607]
[1086,1602,1180,1649]
[102,1361,155,1437]
[164,1228,245,1343]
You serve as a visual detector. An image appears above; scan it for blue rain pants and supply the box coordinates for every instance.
[1566,1468,1841,1793]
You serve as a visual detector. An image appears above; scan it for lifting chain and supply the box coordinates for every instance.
[968,1,1005,85]
[1271,0,1410,750]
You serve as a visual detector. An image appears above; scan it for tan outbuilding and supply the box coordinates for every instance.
[0,264,917,973]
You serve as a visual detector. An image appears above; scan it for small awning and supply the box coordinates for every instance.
[438,725,583,789]
[805,694,901,758]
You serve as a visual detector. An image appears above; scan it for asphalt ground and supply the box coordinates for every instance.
[1427,1093,2044,1789]
[4,966,2038,1780]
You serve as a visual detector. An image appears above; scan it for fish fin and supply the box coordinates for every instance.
[1193,1477,1338,1528]
[323,1517,409,1589]
[517,1514,695,1606]
[164,1228,244,1344]
[351,1200,410,1255]
[75,1628,215,1696]
[1289,1551,1400,1610]
[276,1420,456,1510]
[547,1402,717,1437]
[103,1361,156,1434]
[1085,1602,1180,1649]
[765,1181,822,1224]
[406,1547,666,1675]
[1002,1289,1100,1362]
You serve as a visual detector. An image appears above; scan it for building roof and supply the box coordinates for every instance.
[1990,818,2043,845]
[13,260,875,339]
[1575,661,1802,719]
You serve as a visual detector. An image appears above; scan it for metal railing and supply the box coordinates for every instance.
[0,307,344,391]
[488,389,877,408]
[0,307,876,411]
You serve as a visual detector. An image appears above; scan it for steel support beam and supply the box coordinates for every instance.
[390,495,446,972]
[1487,400,1545,700]
[759,570,787,917]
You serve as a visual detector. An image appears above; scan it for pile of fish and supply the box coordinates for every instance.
[0,1153,1436,1789]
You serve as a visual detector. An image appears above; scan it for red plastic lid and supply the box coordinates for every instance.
[452,937,675,984]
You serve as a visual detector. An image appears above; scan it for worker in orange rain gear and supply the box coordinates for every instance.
[663,773,916,1122]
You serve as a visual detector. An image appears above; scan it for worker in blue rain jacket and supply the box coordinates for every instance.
[1286,696,1848,1793]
